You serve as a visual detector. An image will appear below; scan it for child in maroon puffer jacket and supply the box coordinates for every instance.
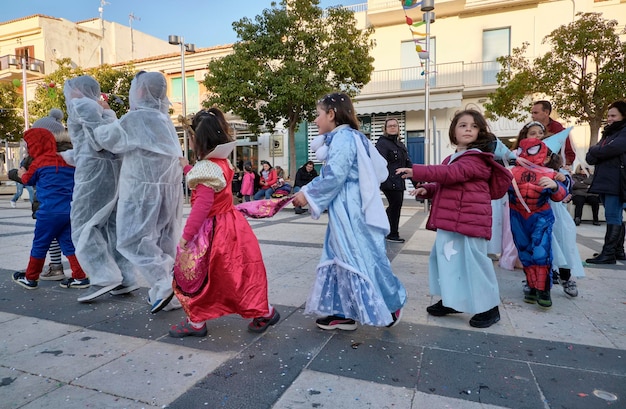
[397,109,512,328]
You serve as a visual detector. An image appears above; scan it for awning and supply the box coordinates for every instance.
[354,92,463,115]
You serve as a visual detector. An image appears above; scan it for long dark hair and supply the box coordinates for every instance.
[448,109,496,152]
[545,150,562,170]
[317,92,359,130]
[190,107,234,159]
[512,121,546,150]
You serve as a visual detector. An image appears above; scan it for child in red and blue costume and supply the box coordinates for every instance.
[12,128,89,290]
[508,138,567,309]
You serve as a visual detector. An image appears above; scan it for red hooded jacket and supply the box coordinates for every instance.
[21,128,75,215]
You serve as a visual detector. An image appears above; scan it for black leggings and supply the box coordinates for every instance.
[571,194,600,220]
[382,189,404,237]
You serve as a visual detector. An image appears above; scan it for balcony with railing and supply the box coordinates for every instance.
[359,60,501,96]
[0,55,46,83]
[345,0,536,20]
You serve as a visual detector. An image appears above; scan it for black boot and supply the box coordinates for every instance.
[469,306,500,328]
[616,223,625,261]
[586,224,621,264]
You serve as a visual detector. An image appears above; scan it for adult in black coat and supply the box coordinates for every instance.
[375,118,412,243]
[585,100,626,264]
[293,161,318,214]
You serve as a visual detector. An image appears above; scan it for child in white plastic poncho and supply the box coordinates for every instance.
[64,76,138,301]
[92,71,184,313]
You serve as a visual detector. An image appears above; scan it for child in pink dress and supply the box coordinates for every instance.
[169,108,279,338]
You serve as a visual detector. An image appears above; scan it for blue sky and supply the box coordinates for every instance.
[1,0,365,48]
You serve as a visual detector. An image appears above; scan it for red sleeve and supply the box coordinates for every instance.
[265,169,278,186]
[182,184,214,242]
[20,161,40,185]
[547,120,575,165]
[550,180,568,202]
[183,164,193,175]
[564,138,575,165]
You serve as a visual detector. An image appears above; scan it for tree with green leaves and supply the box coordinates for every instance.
[485,12,626,146]
[27,58,81,121]
[203,0,375,177]
[0,83,24,142]
[28,58,135,125]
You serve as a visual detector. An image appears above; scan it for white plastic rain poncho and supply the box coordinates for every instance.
[92,71,183,302]
[64,75,137,287]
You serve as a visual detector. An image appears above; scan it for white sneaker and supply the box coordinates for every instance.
[77,283,119,302]
[562,280,578,297]
[110,284,140,295]
[10,201,16,208]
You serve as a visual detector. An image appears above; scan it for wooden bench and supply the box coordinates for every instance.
[566,201,605,222]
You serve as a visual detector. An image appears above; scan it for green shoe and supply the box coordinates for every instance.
[523,288,537,304]
[537,290,552,309]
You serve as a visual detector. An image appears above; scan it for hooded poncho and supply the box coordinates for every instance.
[63,75,135,287]
[93,71,183,302]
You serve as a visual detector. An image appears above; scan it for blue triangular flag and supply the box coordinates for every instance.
[493,138,516,161]
[543,127,572,153]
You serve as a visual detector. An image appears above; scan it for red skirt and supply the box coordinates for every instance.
[174,208,270,322]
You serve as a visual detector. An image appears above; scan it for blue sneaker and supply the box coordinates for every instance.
[60,277,91,289]
[150,290,174,314]
[13,272,37,289]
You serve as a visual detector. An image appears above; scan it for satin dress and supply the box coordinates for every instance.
[550,200,585,278]
[302,126,407,327]
[175,158,270,321]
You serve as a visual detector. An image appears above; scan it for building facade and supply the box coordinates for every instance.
[2,1,626,175]
[322,0,626,167]
[0,14,179,172]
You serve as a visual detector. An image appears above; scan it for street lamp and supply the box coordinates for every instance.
[168,35,196,160]
[420,0,435,212]
[21,57,29,131]
[421,0,434,168]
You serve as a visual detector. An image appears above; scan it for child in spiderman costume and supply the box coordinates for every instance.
[508,138,567,309]
[13,128,89,290]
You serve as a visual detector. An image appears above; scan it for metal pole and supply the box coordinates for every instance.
[423,17,430,168]
[21,58,28,130]
[180,39,188,161]
[420,0,435,213]
[180,39,190,203]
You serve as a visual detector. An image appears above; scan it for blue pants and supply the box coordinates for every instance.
[31,213,75,259]
[254,187,274,200]
[12,183,34,204]
[599,194,625,225]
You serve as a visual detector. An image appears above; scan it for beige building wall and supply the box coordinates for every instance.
[2,2,625,170]
[348,0,626,164]
[0,15,178,72]
[0,14,179,173]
